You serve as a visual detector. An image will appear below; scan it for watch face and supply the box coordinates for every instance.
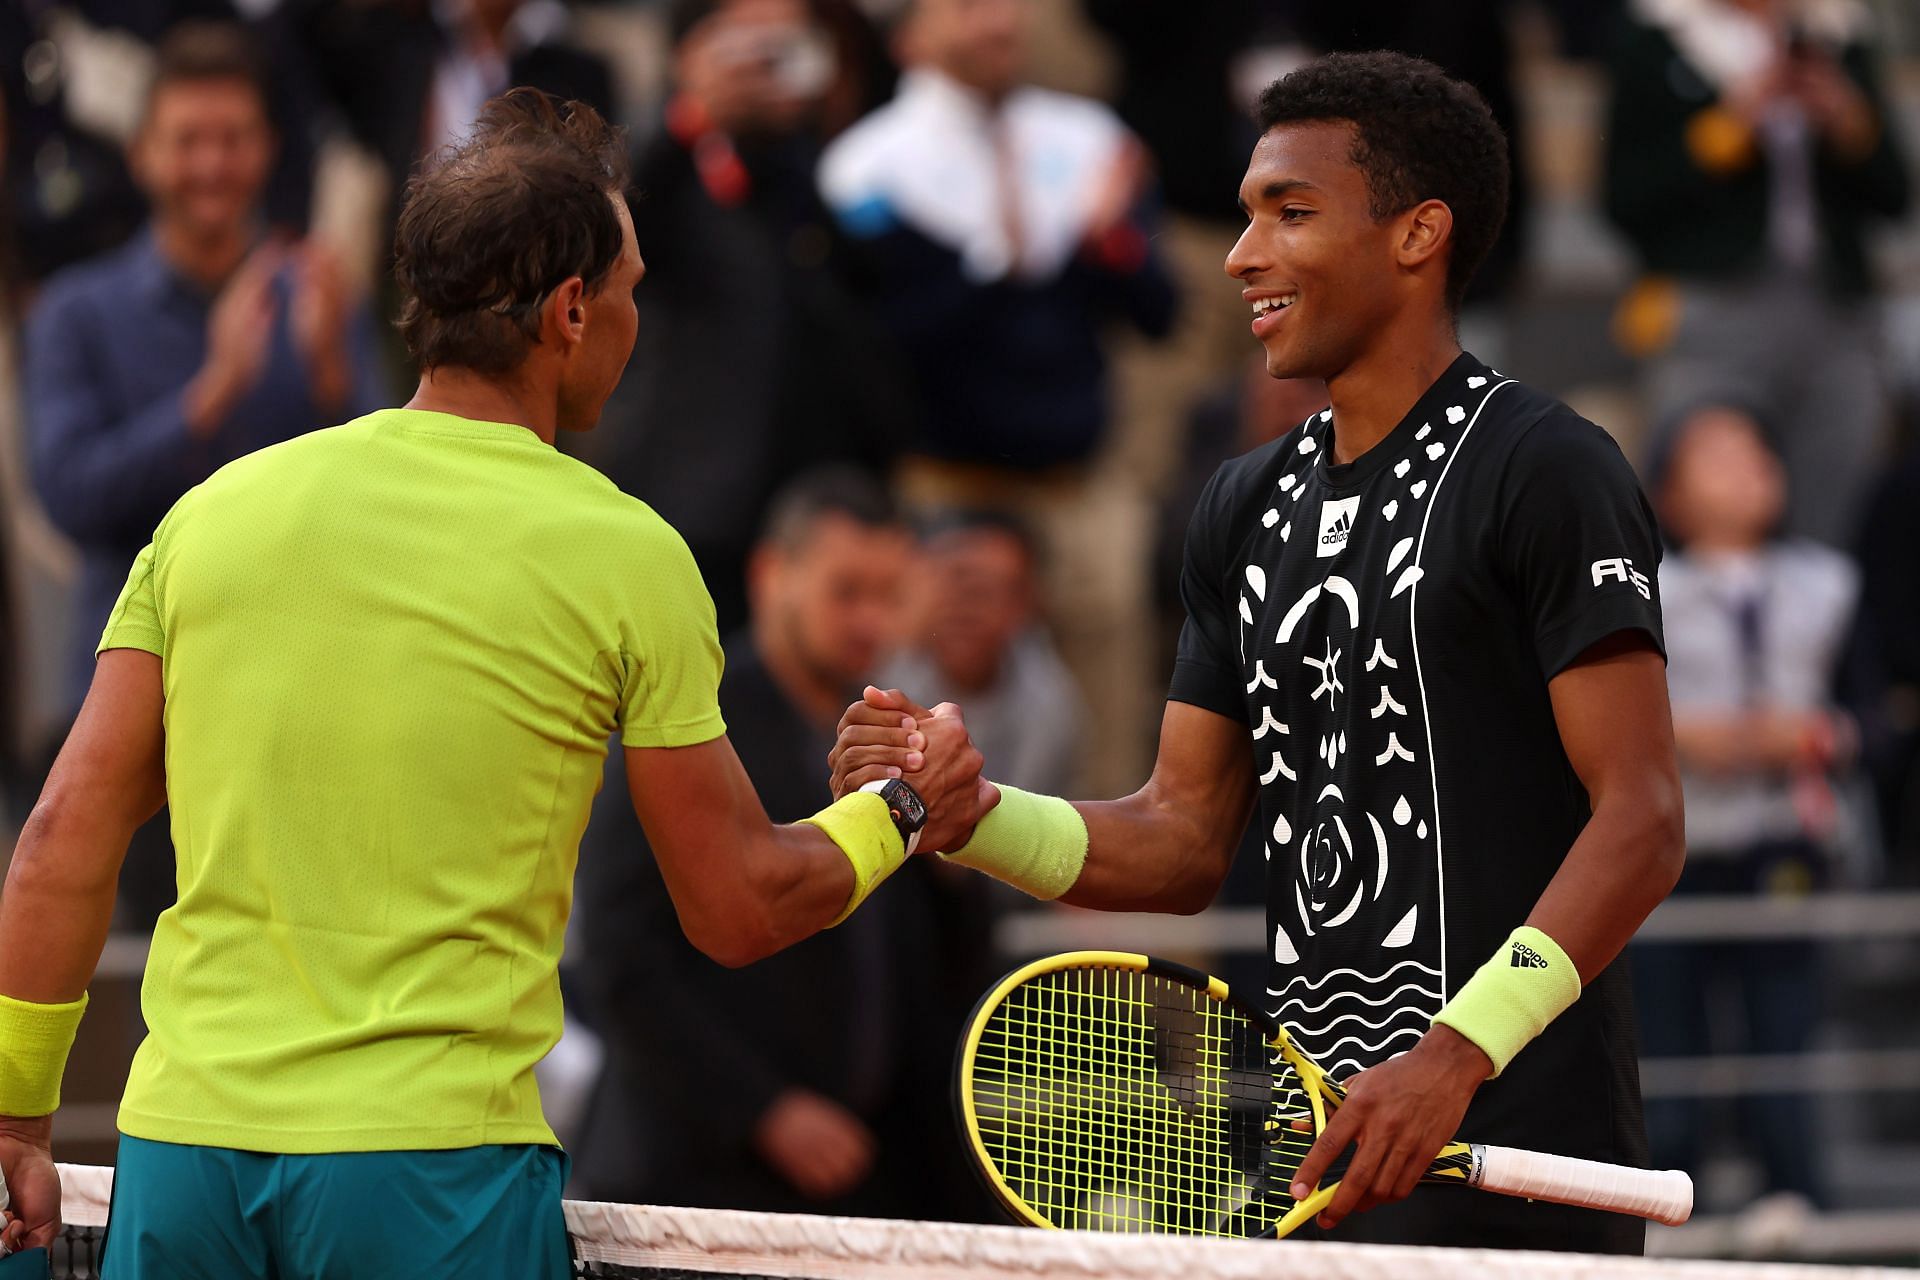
[888,780,928,833]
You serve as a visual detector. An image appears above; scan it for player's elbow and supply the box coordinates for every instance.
[1165,876,1225,916]
[685,859,797,969]
[12,791,121,898]
[682,903,782,969]
[1632,775,1687,899]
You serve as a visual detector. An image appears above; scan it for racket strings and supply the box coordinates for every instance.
[970,965,1321,1237]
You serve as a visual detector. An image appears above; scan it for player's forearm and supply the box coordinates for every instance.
[1058,782,1241,915]
[750,823,863,954]
[672,824,856,969]
[0,797,129,1002]
[1525,775,1685,985]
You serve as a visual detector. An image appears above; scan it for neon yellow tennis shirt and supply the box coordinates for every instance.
[97,408,726,1153]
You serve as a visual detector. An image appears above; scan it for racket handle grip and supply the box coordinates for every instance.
[1469,1144,1694,1226]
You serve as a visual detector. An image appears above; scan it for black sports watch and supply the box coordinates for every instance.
[859,778,927,854]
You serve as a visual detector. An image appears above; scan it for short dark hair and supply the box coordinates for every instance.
[760,467,901,553]
[393,90,629,375]
[144,21,270,124]
[915,507,1039,564]
[1256,52,1509,312]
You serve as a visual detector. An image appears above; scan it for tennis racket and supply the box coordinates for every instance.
[955,950,1692,1239]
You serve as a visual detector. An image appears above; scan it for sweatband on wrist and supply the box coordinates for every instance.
[800,792,907,927]
[1432,926,1580,1078]
[0,991,88,1117]
[940,784,1088,900]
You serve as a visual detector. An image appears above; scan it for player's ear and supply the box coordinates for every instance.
[1396,198,1452,273]
[547,276,589,349]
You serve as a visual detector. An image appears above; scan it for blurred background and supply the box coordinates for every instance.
[1,0,1917,1264]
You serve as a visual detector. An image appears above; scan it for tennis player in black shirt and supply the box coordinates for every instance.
[832,52,1683,1253]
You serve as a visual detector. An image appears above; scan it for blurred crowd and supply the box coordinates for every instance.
[2,0,1918,1233]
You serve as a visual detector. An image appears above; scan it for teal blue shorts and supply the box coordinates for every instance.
[102,1135,570,1279]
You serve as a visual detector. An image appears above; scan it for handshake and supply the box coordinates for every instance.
[828,686,999,855]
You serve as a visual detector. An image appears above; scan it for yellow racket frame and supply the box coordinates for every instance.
[956,950,1481,1239]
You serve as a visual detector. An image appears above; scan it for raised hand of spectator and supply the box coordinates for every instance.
[674,0,818,137]
[752,1088,875,1200]
[1081,137,1150,242]
[183,244,283,439]
[1785,52,1878,162]
[290,240,356,414]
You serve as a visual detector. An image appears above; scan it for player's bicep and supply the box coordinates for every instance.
[1499,419,1666,679]
[40,649,167,838]
[616,531,727,749]
[1147,700,1259,821]
[623,736,773,921]
[1068,701,1255,913]
[1546,634,1680,810]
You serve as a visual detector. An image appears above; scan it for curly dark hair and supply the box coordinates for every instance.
[394,90,630,375]
[1256,52,1508,312]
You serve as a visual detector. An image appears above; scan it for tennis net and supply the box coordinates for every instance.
[39,1163,1912,1279]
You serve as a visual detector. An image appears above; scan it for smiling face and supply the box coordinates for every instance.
[133,77,274,243]
[1226,122,1442,383]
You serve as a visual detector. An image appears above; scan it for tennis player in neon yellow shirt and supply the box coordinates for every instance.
[0,92,990,1276]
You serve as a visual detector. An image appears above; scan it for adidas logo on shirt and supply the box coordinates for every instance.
[1510,943,1549,969]
[1316,497,1361,558]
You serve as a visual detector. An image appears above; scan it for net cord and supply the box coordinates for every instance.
[48,1163,1912,1280]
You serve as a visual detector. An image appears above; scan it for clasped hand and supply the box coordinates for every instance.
[828,687,998,854]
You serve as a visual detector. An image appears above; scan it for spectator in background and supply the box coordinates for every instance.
[1636,401,1857,1215]
[572,0,909,633]
[2,0,149,290]
[818,0,1176,796]
[1081,2,1261,511]
[573,469,985,1222]
[23,22,384,918]
[1604,0,1910,547]
[882,511,1081,799]
[289,0,615,232]
[1283,0,1532,311]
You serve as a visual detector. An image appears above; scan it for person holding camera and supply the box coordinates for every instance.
[569,0,910,636]
[1603,0,1909,548]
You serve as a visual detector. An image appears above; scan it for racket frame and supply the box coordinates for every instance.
[954,949,1352,1236]
[955,949,1684,1239]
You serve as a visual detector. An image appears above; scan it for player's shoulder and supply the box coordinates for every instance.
[187,421,356,501]
[1190,415,1321,539]
[547,453,701,564]
[1475,377,1636,479]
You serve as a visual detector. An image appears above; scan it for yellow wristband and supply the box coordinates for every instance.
[940,784,1088,900]
[0,991,88,1116]
[1431,926,1579,1078]
[800,792,908,926]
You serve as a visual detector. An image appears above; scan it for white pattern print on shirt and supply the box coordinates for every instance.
[1242,377,1513,1079]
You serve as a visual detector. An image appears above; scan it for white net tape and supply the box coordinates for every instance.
[50,1164,1915,1279]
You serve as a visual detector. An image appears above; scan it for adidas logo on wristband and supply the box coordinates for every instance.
[1510,943,1549,969]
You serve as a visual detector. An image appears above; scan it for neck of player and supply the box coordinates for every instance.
[405,367,560,445]
[1322,313,1462,467]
